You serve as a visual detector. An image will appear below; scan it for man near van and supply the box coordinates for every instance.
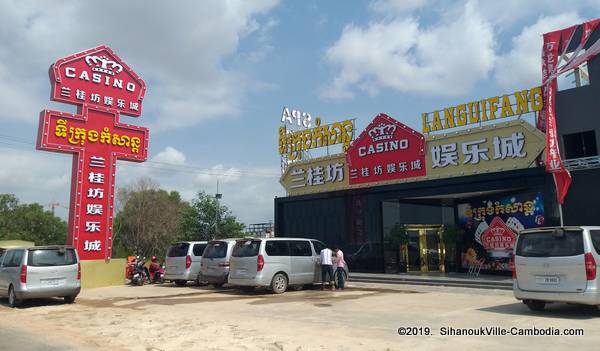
[335,246,345,290]
[319,246,334,290]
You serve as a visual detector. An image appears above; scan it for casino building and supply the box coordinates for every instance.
[274,24,600,275]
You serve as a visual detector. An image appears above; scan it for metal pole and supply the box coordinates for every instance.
[558,202,564,227]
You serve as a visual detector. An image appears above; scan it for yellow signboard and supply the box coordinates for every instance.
[421,87,543,134]
[278,119,354,161]
[425,120,545,179]
[280,154,349,196]
[281,120,545,196]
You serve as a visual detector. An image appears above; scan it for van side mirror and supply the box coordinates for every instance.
[552,228,565,238]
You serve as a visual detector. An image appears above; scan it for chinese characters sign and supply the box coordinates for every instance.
[426,120,545,179]
[280,155,347,195]
[280,116,545,196]
[37,46,149,260]
[346,113,425,185]
[50,45,146,117]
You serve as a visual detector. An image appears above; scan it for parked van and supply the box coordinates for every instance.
[0,246,81,307]
[513,226,600,311]
[164,241,208,286]
[199,239,237,287]
[228,238,349,294]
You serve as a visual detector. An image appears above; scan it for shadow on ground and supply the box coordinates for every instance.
[479,301,600,320]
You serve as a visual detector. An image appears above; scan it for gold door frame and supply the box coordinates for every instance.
[403,224,445,272]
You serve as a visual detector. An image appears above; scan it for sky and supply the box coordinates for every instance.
[0,0,598,225]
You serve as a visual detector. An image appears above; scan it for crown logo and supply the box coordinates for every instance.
[85,55,123,76]
[490,226,506,236]
[368,123,396,141]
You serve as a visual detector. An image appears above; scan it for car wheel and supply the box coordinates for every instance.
[174,280,187,287]
[63,295,77,304]
[8,286,21,308]
[213,283,225,288]
[525,300,546,312]
[271,273,288,294]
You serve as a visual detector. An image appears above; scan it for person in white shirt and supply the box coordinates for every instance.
[319,247,334,290]
[334,246,345,290]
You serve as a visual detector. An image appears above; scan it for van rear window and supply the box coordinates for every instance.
[28,248,77,266]
[516,231,583,257]
[204,242,228,258]
[590,231,600,254]
[232,240,261,257]
[167,243,190,257]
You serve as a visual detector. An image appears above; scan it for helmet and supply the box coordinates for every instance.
[151,256,157,261]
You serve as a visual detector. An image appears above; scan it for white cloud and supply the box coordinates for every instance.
[369,0,429,15]
[494,13,583,90]
[321,0,495,99]
[152,146,186,165]
[0,0,279,131]
[195,165,242,185]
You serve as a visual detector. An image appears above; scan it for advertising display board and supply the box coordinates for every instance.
[37,45,149,260]
[458,192,545,272]
[280,115,545,196]
[346,113,425,185]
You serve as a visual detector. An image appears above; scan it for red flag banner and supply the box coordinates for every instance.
[540,19,600,204]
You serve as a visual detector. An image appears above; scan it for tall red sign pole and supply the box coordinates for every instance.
[36,45,149,260]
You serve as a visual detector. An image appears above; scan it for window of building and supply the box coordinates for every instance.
[563,130,597,159]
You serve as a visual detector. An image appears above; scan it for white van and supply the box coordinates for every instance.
[164,241,208,286]
[513,226,600,311]
[228,238,349,294]
[0,246,81,307]
[199,239,237,287]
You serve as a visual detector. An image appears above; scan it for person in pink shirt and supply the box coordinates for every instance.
[334,246,345,290]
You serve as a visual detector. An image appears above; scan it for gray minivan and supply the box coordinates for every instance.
[199,239,237,287]
[513,226,600,311]
[228,238,349,294]
[0,246,81,307]
[164,241,208,286]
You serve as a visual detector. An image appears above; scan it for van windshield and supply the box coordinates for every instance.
[516,230,583,257]
[232,240,261,257]
[167,243,190,257]
[27,248,77,266]
[204,242,228,258]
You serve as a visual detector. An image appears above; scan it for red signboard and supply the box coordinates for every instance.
[481,217,517,253]
[37,46,149,260]
[346,113,425,185]
[50,45,146,117]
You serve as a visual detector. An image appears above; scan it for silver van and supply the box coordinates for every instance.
[199,239,237,287]
[164,241,208,286]
[0,246,81,307]
[228,238,349,294]
[513,226,600,311]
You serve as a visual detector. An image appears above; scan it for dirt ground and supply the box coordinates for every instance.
[1,282,599,351]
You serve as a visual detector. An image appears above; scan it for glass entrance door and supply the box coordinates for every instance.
[404,225,445,272]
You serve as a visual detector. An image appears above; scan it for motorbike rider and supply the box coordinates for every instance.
[149,256,160,283]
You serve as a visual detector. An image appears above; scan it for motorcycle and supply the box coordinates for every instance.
[149,263,165,284]
[130,258,150,286]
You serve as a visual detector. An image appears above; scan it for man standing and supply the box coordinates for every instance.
[335,246,345,290]
[319,246,334,290]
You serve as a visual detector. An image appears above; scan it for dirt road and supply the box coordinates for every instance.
[0,283,598,350]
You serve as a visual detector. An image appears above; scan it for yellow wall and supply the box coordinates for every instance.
[0,240,35,248]
[80,259,126,289]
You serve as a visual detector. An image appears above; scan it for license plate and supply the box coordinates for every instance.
[41,278,64,287]
[536,276,560,285]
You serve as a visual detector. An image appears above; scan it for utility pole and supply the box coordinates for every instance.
[215,180,222,239]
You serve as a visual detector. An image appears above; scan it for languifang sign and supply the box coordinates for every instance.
[37,45,149,260]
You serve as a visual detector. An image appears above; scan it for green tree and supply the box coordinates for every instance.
[0,194,68,245]
[179,191,245,241]
[112,178,186,258]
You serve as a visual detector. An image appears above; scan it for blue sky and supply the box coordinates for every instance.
[0,0,598,224]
